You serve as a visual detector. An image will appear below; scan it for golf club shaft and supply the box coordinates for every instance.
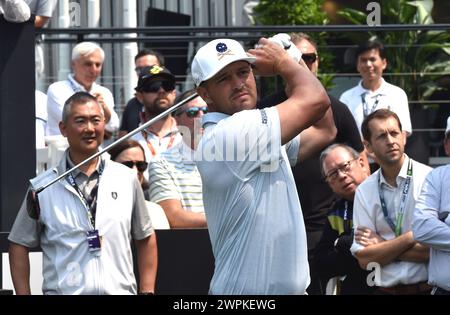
[34,92,199,194]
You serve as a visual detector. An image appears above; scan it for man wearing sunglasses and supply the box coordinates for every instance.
[119,49,165,138]
[148,89,207,228]
[131,65,182,166]
[258,32,366,295]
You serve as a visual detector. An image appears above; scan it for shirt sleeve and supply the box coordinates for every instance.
[131,177,154,240]
[8,189,41,248]
[285,135,300,166]
[412,168,450,251]
[148,156,181,203]
[350,185,377,255]
[33,0,57,17]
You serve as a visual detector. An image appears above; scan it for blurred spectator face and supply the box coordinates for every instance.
[176,97,208,134]
[114,146,148,185]
[295,38,319,75]
[135,54,160,76]
[175,96,208,148]
[72,50,103,90]
[356,49,387,85]
[322,146,368,200]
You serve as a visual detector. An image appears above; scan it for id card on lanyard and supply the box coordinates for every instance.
[378,158,413,236]
[66,159,104,255]
[361,93,381,118]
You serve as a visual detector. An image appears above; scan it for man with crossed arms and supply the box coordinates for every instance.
[351,109,431,295]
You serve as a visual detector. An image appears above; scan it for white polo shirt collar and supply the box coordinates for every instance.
[68,73,98,93]
[357,78,388,97]
[202,112,230,128]
[379,154,410,188]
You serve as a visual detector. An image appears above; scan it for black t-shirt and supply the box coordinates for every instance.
[120,97,143,133]
[257,91,364,250]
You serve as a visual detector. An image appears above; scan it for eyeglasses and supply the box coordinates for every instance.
[120,161,148,172]
[140,80,175,93]
[324,159,356,182]
[178,106,208,118]
[301,53,318,63]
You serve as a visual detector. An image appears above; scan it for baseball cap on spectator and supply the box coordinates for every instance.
[135,65,175,92]
[191,39,256,86]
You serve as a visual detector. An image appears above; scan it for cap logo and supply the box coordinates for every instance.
[216,42,233,60]
[149,66,164,74]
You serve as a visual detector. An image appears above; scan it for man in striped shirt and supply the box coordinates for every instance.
[148,89,207,228]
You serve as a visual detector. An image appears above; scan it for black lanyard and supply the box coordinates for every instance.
[341,200,353,235]
[378,158,413,236]
[66,159,104,229]
[361,93,381,118]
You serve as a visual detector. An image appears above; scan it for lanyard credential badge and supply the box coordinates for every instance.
[87,229,102,255]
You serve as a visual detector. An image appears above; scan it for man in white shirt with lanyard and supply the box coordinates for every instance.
[46,42,120,139]
[340,39,412,138]
[351,109,431,295]
[412,116,450,295]
[131,65,181,164]
[8,92,157,295]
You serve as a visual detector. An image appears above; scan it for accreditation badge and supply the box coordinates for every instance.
[87,229,102,256]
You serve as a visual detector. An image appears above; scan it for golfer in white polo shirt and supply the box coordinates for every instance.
[191,37,335,294]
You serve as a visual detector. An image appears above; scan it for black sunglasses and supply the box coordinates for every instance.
[301,53,318,63]
[180,106,208,118]
[140,80,175,93]
[120,161,148,172]
[135,66,146,74]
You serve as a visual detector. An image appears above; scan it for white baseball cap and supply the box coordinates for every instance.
[191,39,256,86]
[446,116,450,135]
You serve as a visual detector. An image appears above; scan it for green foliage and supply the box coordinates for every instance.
[338,0,450,105]
[253,0,334,91]
[254,0,329,26]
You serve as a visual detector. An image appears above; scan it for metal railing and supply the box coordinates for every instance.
[36,23,450,161]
